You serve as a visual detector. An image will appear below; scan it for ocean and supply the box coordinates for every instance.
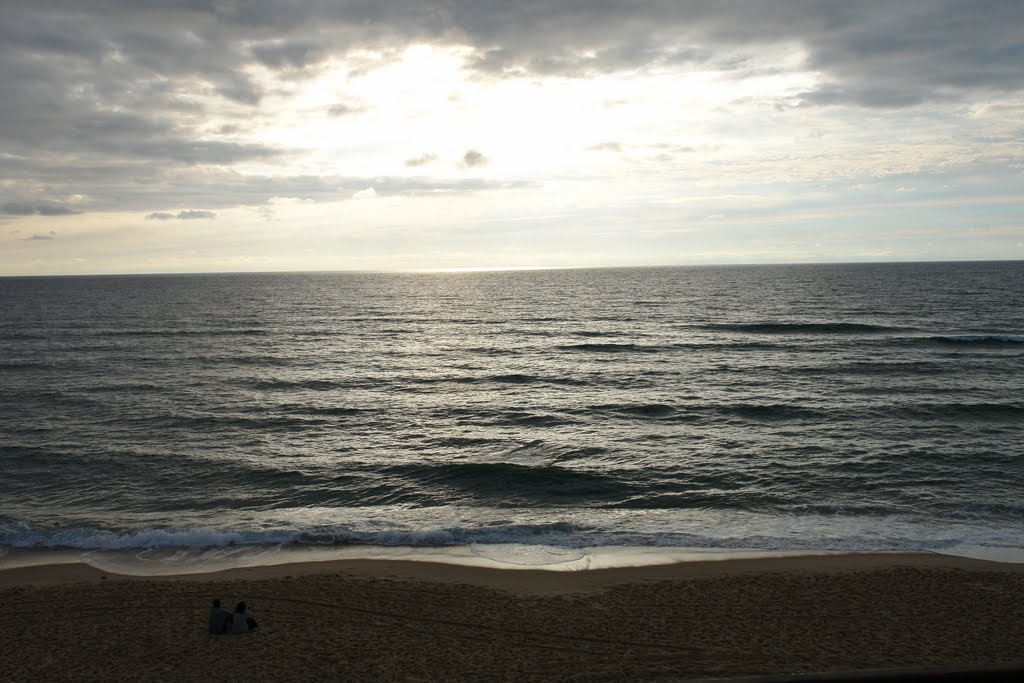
[2,262,1023,569]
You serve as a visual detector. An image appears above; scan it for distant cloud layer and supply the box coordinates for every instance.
[176,210,217,220]
[4,202,74,216]
[146,210,217,220]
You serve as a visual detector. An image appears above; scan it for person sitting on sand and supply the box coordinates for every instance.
[208,599,231,634]
[231,601,258,634]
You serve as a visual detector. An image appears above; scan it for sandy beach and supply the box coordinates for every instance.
[2,552,1023,681]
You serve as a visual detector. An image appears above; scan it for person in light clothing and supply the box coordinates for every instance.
[231,601,258,633]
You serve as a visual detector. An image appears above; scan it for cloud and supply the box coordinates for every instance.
[461,149,488,167]
[586,142,623,153]
[327,102,366,117]
[3,202,36,216]
[176,210,217,220]
[267,196,313,205]
[1,5,1019,174]
[2,0,1022,275]
[5,171,532,220]
[794,85,934,109]
[36,203,75,216]
[352,187,378,200]
[23,230,57,241]
[251,41,329,70]
[147,210,216,220]
[405,153,438,167]
[3,201,74,216]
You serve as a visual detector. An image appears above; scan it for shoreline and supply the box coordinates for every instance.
[4,551,1023,681]
[3,549,1023,592]
[3,540,1021,583]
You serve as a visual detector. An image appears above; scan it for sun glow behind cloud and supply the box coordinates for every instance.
[239,41,824,183]
[2,2,1023,275]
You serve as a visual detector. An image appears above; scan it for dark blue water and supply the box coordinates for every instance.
[2,262,1022,558]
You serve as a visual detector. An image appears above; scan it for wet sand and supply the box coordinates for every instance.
[2,552,1023,681]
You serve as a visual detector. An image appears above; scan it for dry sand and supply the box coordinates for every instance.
[1,552,1023,681]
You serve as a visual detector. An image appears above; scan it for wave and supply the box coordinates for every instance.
[3,520,1021,558]
[97,328,270,337]
[462,346,522,357]
[486,373,543,384]
[929,334,1024,345]
[557,343,666,353]
[0,523,296,550]
[410,373,588,387]
[0,332,50,341]
[445,408,576,427]
[893,402,1024,420]
[239,378,348,391]
[83,383,170,393]
[275,404,365,417]
[0,521,592,551]
[701,322,903,334]
[592,403,678,418]
[200,354,294,367]
[0,360,54,370]
[560,341,789,354]
[588,402,825,422]
[720,403,826,421]
[783,361,947,377]
[126,412,334,431]
[390,462,630,501]
[573,330,629,338]
[466,373,590,387]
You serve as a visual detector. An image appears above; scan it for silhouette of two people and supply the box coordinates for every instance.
[208,599,258,634]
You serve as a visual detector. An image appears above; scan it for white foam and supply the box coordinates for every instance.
[931,544,1024,564]
[0,544,847,576]
[4,511,1024,569]
[470,543,589,566]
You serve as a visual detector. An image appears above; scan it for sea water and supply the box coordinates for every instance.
[2,262,1023,570]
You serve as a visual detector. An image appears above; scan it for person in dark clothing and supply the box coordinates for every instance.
[208,599,231,634]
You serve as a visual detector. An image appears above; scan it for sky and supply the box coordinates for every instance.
[1,0,1023,275]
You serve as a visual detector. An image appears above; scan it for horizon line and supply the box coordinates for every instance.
[1,257,1021,279]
